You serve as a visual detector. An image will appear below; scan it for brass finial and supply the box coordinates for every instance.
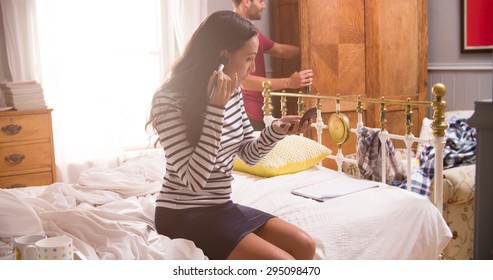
[262,80,273,117]
[431,83,448,137]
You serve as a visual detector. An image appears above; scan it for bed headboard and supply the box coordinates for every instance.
[261,81,448,214]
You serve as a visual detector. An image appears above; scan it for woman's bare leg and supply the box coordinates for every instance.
[254,217,316,260]
[227,232,295,260]
[227,218,316,260]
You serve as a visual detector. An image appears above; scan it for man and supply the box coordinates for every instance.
[232,0,314,130]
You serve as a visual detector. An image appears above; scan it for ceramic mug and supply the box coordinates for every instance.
[29,236,74,260]
[0,237,15,260]
[14,234,47,260]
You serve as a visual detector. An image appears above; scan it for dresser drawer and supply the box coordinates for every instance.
[0,172,54,188]
[0,142,53,174]
[0,113,51,143]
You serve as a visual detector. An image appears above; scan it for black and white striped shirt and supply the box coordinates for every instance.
[152,88,284,209]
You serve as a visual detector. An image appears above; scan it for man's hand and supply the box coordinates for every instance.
[287,69,314,89]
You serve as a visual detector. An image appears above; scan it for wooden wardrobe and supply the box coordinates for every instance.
[271,0,428,169]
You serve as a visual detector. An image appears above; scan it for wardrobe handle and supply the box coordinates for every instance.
[1,124,23,135]
[5,153,25,165]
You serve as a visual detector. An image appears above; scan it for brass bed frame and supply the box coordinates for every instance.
[261,81,448,214]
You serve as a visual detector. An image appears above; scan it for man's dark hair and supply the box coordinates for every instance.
[231,0,242,7]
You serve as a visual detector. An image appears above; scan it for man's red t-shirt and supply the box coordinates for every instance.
[242,31,274,121]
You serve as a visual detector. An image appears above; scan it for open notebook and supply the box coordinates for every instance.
[291,175,379,202]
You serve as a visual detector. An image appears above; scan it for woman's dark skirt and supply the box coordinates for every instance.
[155,201,274,260]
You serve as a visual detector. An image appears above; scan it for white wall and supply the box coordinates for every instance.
[427,0,492,111]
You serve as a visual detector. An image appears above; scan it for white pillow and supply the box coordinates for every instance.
[445,110,474,119]
[0,190,44,237]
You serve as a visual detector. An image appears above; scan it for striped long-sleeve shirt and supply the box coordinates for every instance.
[152,88,285,209]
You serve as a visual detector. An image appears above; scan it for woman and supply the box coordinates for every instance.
[150,10,315,260]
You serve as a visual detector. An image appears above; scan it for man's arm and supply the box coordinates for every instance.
[241,70,313,91]
[265,42,300,59]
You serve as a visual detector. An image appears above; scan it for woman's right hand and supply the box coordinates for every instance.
[207,71,238,107]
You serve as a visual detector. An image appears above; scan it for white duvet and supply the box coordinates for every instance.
[1,154,452,260]
[2,155,206,260]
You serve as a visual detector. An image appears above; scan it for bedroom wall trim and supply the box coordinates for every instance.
[427,69,492,112]
[428,63,493,71]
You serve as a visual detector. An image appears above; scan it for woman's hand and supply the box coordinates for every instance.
[272,115,312,135]
[207,71,238,107]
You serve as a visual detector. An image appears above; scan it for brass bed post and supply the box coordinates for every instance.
[405,98,414,190]
[379,97,388,183]
[356,96,363,152]
[430,83,448,215]
[405,98,413,135]
[262,81,274,126]
[314,94,325,144]
[280,94,287,118]
[297,91,305,116]
[379,97,387,131]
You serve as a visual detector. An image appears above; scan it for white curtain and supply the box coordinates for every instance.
[0,0,40,81]
[1,0,207,183]
[160,0,208,78]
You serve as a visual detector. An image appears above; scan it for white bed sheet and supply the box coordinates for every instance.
[3,154,452,260]
[231,165,453,260]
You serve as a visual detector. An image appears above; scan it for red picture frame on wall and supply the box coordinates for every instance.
[461,0,493,52]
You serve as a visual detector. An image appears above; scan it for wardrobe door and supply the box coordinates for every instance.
[365,0,428,138]
[297,0,428,168]
[299,0,367,168]
[271,0,302,116]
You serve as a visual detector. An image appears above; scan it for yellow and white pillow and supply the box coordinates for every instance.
[233,135,332,177]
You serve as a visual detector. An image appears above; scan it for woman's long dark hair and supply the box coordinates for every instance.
[149,11,257,146]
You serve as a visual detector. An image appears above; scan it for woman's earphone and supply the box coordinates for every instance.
[209,56,230,100]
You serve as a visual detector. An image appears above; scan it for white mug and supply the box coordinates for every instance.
[27,236,74,260]
[0,237,15,260]
[14,234,47,260]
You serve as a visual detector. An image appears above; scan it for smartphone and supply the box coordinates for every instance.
[281,106,317,130]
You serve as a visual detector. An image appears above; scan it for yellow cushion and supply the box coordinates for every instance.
[233,135,332,177]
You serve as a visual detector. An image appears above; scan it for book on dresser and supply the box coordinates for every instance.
[0,81,47,110]
[0,109,56,189]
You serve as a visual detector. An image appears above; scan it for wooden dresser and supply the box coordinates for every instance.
[0,109,56,189]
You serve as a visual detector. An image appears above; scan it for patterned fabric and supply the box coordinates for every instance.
[399,116,477,196]
[357,127,403,183]
[434,164,476,260]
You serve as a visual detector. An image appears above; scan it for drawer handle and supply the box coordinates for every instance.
[1,124,23,135]
[6,183,27,189]
[5,153,26,165]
